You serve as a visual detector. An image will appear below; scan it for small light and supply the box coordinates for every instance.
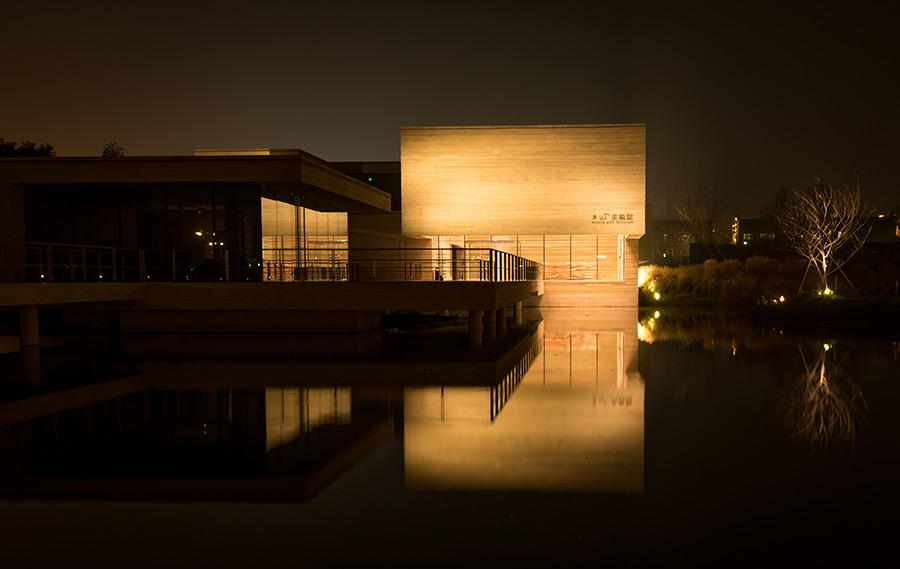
[824,288,833,295]
[779,296,785,302]
[654,311,660,318]
[195,231,203,236]
[208,242,213,246]
[654,292,660,300]
[597,255,607,258]
[823,343,831,351]
[99,275,103,279]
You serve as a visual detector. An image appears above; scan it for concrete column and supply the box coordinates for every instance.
[468,310,483,350]
[496,307,507,338]
[514,301,523,325]
[19,305,40,389]
[483,309,496,345]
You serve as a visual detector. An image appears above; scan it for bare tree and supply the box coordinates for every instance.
[772,178,870,294]
[674,174,733,261]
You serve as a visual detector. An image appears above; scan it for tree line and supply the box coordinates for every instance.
[1,137,124,157]
[670,177,881,296]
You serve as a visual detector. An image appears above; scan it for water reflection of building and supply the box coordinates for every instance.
[0,325,543,500]
[0,375,395,500]
[404,309,644,492]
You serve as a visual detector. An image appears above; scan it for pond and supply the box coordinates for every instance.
[1,308,898,566]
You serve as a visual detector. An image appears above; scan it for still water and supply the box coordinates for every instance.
[1,308,898,566]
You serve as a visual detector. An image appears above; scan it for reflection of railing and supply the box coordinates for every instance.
[263,248,542,282]
[490,332,542,421]
[2,241,256,283]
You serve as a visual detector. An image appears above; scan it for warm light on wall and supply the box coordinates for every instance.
[401,125,646,236]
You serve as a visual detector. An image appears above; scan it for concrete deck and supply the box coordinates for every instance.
[0,283,147,307]
[1,281,538,311]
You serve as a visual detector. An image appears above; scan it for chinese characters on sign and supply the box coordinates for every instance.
[591,213,635,225]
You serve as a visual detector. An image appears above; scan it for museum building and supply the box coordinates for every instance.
[2,124,645,307]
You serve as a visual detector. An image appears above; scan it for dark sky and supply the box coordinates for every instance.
[3,0,898,216]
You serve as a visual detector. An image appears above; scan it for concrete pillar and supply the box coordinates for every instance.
[496,307,507,338]
[468,310,483,350]
[483,309,496,345]
[19,306,40,389]
[514,301,523,325]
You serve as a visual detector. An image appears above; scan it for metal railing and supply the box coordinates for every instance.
[261,248,542,282]
[1,241,254,283]
[2,242,542,284]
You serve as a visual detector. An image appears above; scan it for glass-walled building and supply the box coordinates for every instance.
[2,152,390,284]
[24,184,263,282]
[431,234,626,281]
[260,190,348,282]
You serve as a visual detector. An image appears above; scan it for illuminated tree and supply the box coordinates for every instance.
[101,141,125,157]
[772,178,870,294]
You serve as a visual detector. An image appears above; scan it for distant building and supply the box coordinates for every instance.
[644,213,899,266]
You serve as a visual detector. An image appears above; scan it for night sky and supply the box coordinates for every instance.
[3,0,898,216]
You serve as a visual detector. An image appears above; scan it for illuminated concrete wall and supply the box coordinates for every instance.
[400,125,645,306]
[400,125,645,236]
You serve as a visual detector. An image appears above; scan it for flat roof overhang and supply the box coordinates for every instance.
[0,153,392,213]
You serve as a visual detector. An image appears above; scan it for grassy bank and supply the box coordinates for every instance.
[639,258,900,334]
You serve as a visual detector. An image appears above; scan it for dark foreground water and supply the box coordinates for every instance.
[1,308,898,567]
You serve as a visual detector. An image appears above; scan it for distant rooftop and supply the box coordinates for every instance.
[193,149,303,157]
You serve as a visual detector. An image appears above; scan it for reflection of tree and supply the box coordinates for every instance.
[782,344,868,452]
[676,350,720,400]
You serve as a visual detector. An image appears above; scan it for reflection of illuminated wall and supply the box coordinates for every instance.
[265,387,351,451]
[404,328,644,492]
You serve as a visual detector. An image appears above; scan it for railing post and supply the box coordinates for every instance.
[45,244,52,282]
[112,248,118,282]
[224,250,230,282]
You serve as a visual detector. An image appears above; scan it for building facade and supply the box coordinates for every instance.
[400,124,646,306]
[2,124,646,307]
